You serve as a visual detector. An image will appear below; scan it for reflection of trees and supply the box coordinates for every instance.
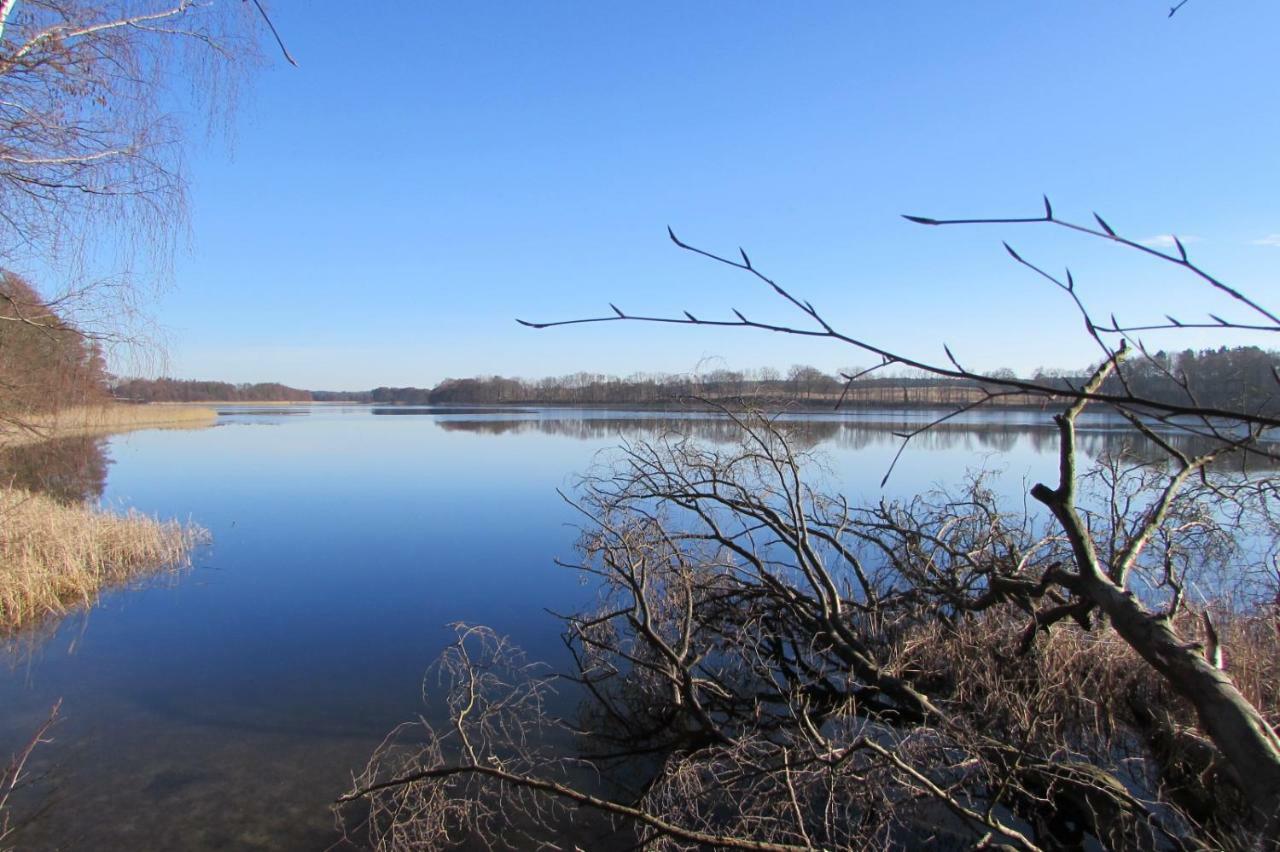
[433,414,1279,467]
[0,436,109,503]
[435,416,782,445]
[344,417,1280,849]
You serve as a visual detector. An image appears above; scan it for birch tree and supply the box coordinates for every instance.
[0,0,285,350]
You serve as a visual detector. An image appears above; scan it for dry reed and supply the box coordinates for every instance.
[0,404,217,447]
[0,486,207,635]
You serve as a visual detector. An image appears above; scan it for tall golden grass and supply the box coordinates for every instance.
[0,486,207,635]
[0,403,217,447]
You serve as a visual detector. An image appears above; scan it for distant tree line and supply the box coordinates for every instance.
[110,378,312,403]
[423,349,1280,412]
[311,390,376,403]
[1107,346,1280,413]
[425,366,1005,406]
[369,386,431,404]
[107,347,1280,412]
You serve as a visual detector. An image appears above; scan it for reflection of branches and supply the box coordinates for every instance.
[343,416,1278,848]
[344,201,1280,846]
[0,699,60,849]
[515,202,1280,827]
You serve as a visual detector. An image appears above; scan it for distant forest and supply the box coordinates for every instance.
[110,378,314,403]
[109,346,1280,414]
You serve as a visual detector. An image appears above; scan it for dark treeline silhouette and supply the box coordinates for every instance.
[110,379,372,403]
[426,367,1006,406]
[110,378,313,403]
[427,348,1280,412]
[369,386,429,404]
[1104,346,1280,414]
[110,346,1280,412]
[312,390,375,403]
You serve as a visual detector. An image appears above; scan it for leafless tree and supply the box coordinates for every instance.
[0,4,285,837]
[519,202,1280,793]
[0,0,291,362]
[340,411,1276,849]
[338,202,1280,849]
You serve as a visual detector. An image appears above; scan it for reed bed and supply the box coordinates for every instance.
[0,404,217,447]
[0,486,207,635]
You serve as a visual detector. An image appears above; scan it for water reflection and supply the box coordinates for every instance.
[433,412,1277,466]
[372,406,534,416]
[0,406,1273,850]
[0,435,109,503]
[214,408,310,417]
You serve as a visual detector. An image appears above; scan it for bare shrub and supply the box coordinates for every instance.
[341,412,1279,849]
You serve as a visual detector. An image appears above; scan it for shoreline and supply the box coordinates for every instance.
[0,486,206,637]
[0,404,218,448]
[0,405,214,636]
[204,398,1062,413]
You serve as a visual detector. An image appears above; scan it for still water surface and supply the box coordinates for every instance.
[1,405,1129,849]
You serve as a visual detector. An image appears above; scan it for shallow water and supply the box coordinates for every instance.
[0,404,1182,849]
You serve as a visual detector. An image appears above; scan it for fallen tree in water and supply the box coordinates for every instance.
[341,202,1280,849]
[340,412,1279,850]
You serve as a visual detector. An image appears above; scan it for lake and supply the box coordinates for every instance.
[0,404,1160,849]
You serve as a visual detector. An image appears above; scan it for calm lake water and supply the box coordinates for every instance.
[0,405,1151,849]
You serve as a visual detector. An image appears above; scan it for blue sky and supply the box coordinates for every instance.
[153,1,1279,389]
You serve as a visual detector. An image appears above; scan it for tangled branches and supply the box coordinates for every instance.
[341,412,1280,849]
[343,195,1280,848]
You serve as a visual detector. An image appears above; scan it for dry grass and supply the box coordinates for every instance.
[0,486,207,636]
[0,404,217,447]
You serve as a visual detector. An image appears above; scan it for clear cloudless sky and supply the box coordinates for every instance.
[149,1,1279,389]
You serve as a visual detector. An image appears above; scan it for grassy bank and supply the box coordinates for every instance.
[0,404,217,447]
[0,487,207,635]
